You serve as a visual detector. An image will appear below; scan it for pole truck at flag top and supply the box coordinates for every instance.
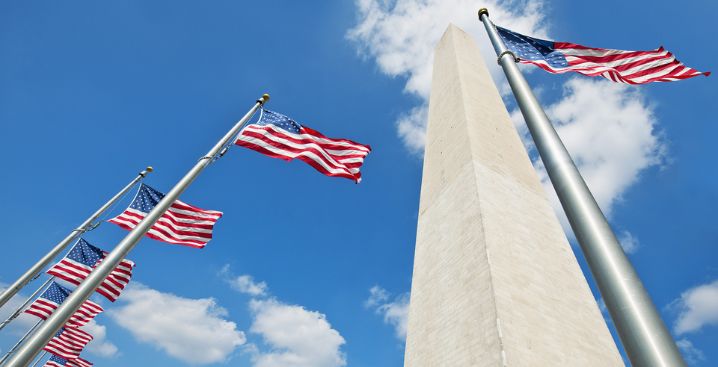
[0,167,153,309]
[477,9,700,367]
[3,94,271,366]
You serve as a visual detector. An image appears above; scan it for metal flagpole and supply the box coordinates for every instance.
[0,319,42,364]
[478,9,685,367]
[27,351,45,367]
[0,167,154,309]
[3,94,270,366]
[0,277,54,331]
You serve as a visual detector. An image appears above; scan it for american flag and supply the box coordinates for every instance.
[44,327,92,360]
[65,357,93,367]
[46,239,135,302]
[496,26,709,84]
[43,355,67,367]
[24,282,103,327]
[236,109,371,182]
[108,184,223,248]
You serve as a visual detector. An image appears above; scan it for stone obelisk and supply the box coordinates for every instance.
[403,25,623,366]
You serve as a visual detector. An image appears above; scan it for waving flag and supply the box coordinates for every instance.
[66,357,93,367]
[496,25,709,84]
[44,327,92,360]
[24,282,103,327]
[46,239,135,302]
[44,355,67,367]
[108,184,223,248]
[236,109,371,182]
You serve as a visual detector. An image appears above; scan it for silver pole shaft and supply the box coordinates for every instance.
[478,9,685,367]
[0,319,42,365]
[27,352,45,367]
[0,278,54,331]
[0,167,154,309]
[4,94,269,367]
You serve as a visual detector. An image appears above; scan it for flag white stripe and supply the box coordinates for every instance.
[559,47,635,57]
[620,56,677,77]
[237,135,355,176]
[123,208,217,227]
[168,205,223,220]
[174,200,223,216]
[147,228,207,247]
[114,213,211,242]
[568,49,670,69]
[245,125,369,152]
[244,126,354,170]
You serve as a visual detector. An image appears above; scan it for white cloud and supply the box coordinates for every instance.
[511,78,664,236]
[618,230,640,254]
[365,286,410,340]
[539,78,665,219]
[220,265,268,297]
[365,285,389,308]
[0,283,119,358]
[248,298,346,367]
[676,338,705,365]
[217,267,347,367]
[108,283,246,365]
[396,106,429,154]
[673,279,718,335]
[0,283,47,336]
[350,2,665,241]
[348,0,549,152]
[82,319,119,358]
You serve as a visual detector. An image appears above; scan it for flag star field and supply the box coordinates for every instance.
[1,1,716,366]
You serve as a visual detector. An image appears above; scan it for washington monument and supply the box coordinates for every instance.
[403,25,623,366]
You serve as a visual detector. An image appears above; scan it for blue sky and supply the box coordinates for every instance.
[0,1,716,366]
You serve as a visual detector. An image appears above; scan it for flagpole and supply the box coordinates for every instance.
[0,319,42,364]
[0,277,54,331]
[28,351,45,367]
[3,94,270,366]
[0,167,153,309]
[478,9,685,367]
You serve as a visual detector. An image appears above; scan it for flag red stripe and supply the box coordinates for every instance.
[235,139,359,181]
[237,126,367,177]
[107,185,222,248]
[108,217,209,248]
[111,213,212,241]
[238,128,358,175]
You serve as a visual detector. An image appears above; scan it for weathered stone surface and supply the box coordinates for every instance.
[403,24,623,367]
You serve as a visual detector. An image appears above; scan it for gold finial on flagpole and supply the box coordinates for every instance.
[258,93,270,105]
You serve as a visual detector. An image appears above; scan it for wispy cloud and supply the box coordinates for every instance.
[0,283,52,336]
[365,285,410,341]
[349,2,665,242]
[510,77,664,239]
[220,265,268,297]
[108,283,246,365]
[220,266,346,367]
[672,279,718,335]
[539,78,664,218]
[248,298,346,367]
[617,230,640,254]
[83,319,119,358]
[676,338,706,365]
[348,0,549,153]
